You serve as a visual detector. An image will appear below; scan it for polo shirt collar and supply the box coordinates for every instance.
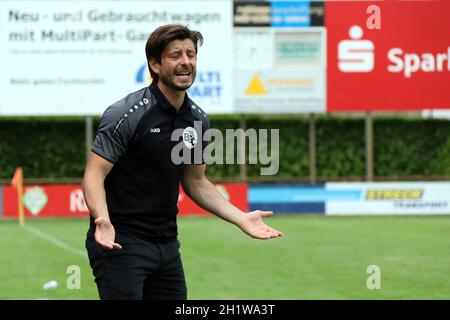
[149,83,191,112]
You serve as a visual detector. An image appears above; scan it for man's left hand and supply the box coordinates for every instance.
[238,210,284,240]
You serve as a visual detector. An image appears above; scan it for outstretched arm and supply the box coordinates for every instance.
[82,152,122,249]
[181,164,283,240]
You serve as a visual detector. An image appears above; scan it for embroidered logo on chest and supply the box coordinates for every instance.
[183,127,198,149]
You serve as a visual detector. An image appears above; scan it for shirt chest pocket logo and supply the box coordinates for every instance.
[183,126,198,149]
[149,128,161,133]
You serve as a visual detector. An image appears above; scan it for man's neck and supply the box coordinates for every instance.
[157,82,185,111]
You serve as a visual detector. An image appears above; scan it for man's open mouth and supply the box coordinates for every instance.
[175,71,191,78]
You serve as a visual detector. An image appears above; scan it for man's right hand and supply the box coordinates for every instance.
[94,217,122,250]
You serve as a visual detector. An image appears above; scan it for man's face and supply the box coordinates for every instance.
[153,39,197,91]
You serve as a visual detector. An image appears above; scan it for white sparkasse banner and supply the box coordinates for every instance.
[0,0,232,115]
[326,182,450,215]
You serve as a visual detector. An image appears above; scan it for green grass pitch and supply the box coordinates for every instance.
[0,215,449,299]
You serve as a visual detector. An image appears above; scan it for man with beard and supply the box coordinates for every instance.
[83,24,283,300]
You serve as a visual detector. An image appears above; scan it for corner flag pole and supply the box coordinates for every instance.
[12,167,25,226]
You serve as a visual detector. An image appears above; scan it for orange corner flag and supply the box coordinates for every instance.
[11,167,25,226]
[12,167,23,189]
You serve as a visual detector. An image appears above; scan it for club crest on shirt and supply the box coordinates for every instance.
[183,126,198,149]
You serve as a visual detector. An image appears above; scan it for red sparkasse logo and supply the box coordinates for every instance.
[327,0,450,111]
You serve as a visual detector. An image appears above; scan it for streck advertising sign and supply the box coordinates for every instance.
[326,0,450,111]
[326,182,450,215]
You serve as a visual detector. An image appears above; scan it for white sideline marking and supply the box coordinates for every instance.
[25,225,87,258]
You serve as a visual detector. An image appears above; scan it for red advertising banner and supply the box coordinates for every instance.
[178,183,248,216]
[3,185,89,218]
[326,0,450,111]
[2,183,248,218]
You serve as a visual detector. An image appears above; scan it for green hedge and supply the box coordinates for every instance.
[1,115,449,179]
[0,117,85,179]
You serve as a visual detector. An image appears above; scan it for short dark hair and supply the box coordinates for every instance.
[145,24,203,83]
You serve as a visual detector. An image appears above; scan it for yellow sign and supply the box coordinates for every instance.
[366,189,423,200]
[245,74,267,95]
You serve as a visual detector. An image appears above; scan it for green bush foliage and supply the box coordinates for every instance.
[1,116,449,180]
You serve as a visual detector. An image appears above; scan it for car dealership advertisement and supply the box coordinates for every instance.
[1,183,248,218]
[326,0,450,111]
[0,0,233,115]
[326,182,450,215]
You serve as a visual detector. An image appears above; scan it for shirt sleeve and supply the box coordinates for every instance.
[92,105,134,163]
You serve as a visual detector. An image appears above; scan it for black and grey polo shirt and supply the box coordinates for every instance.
[90,83,210,242]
